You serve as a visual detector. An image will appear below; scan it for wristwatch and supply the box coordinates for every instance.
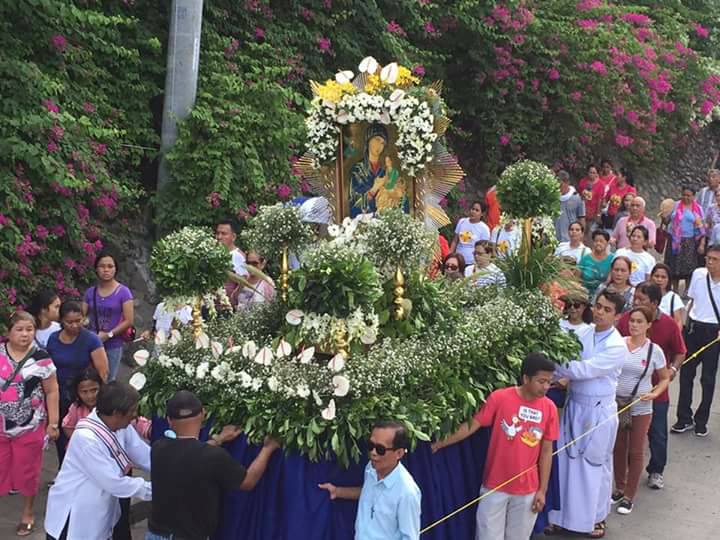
[108,331,115,339]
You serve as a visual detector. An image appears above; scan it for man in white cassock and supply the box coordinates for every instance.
[45,382,151,540]
[547,290,628,538]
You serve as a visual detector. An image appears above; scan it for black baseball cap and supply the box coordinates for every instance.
[166,390,203,420]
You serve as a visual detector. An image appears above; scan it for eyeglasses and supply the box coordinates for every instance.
[367,441,398,456]
[567,302,585,309]
[444,263,459,271]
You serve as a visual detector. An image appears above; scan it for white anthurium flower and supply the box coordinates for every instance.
[276,339,292,358]
[267,376,279,392]
[321,398,336,421]
[333,375,350,397]
[226,345,242,355]
[154,329,167,346]
[380,111,391,125]
[286,309,304,326]
[337,111,349,124]
[327,353,345,372]
[169,329,182,345]
[254,346,274,366]
[359,56,379,74]
[335,70,354,84]
[242,341,257,359]
[390,89,405,102]
[360,331,377,345]
[380,62,399,84]
[133,349,149,367]
[128,372,146,391]
[328,224,340,237]
[296,384,311,398]
[297,346,315,364]
[195,332,210,350]
[210,341,224,359]
[312,390,323,406]
[322,99,336,110]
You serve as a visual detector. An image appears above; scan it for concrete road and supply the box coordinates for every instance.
[1,363,717,539]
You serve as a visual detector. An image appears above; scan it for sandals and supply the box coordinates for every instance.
[16,521,34,537]
[588,521,607,538]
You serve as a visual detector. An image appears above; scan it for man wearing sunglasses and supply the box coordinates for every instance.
[319,420,421,539]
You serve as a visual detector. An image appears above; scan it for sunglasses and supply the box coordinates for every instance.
[567,302,585,309]
[367,441,398,456]
[444,263,459,270]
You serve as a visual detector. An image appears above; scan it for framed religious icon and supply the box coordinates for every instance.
[297,57,464,228]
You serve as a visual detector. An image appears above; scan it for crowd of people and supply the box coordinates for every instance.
[1,161,720,540]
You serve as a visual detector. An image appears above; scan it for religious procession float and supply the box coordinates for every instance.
[133,58,579,540]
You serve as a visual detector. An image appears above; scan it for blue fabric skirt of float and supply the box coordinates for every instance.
[149,422,559,540]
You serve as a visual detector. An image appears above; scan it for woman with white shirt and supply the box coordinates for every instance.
[28,289,61,347]
[614,225,656,286]
[612,306,670,516]
[650,263,685,327]
[555,222,590,263]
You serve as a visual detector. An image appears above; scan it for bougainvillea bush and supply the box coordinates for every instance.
[2,0,719,326]
[0,1,162,326]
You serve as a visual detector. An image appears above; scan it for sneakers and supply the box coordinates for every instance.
[610,490,624,504]
[647,473,665,490]
[695,426,709,437]
[617,498,634,515]
[671,421,695,433]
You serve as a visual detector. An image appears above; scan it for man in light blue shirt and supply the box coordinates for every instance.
[319,420,421,540]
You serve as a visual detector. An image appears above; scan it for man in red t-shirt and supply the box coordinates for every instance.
[432,353,559,540]
[616,282,686,490]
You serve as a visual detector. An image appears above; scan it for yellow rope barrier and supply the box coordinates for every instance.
[419,336,720,535]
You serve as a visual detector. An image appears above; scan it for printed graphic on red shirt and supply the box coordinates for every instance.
[475,387,559,495]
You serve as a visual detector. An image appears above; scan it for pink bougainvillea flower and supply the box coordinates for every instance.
[547,67,560,80]
[701,99,715,115]
[621,13,652,26]
[413,65,426,76]
[317,37,332,52]
[248,202,257,215]
[206,192,221,208]
[386,20,406,36]
[42,99,60,113]
[439,196,448,209]
[577,19,599,31]
[499,133,512,145]
[47,141,59,153]
[51,34,67,53]
[83,101,96,113]
[457,180,466,192]
[491,5,510,22]
[512,34,525,45]
[276,184,292,199]
[322,0,332,8]
[0,213,10,226]
[423,20,438,36]
[615,132,633,147]
[301,7,314,20]
[695,23,710,38]
[254,27,265,40]
[570,91,583,102]
[576,0,602,10]
[35,225,49,240]
[590,60,607,75]
[50,225,66,237]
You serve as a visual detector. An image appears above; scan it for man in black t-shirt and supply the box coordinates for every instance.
[147,390,279,540]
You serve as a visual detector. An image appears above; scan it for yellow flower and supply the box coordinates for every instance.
[316,80,356,103]
[395,66,419,88]
[364,74,383,94]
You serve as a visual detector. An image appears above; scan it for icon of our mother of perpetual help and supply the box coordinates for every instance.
[349,123,408,217]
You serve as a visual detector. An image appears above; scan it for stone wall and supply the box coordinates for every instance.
[635,128,720,218]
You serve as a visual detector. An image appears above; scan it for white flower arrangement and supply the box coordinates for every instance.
[305,58,445,177]
[285,306,379,350]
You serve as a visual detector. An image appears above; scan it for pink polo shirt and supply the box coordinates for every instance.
[612,215,657,249]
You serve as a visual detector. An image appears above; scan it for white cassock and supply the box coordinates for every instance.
[549,326,627,533]
[44,410,152,540]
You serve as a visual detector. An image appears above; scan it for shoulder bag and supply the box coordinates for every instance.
[706,273,720,326]
[616,342,653,430]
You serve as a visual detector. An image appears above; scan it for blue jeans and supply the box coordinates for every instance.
[145,533,173,540]
[647,400,669,475]
[106,346,123,382]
